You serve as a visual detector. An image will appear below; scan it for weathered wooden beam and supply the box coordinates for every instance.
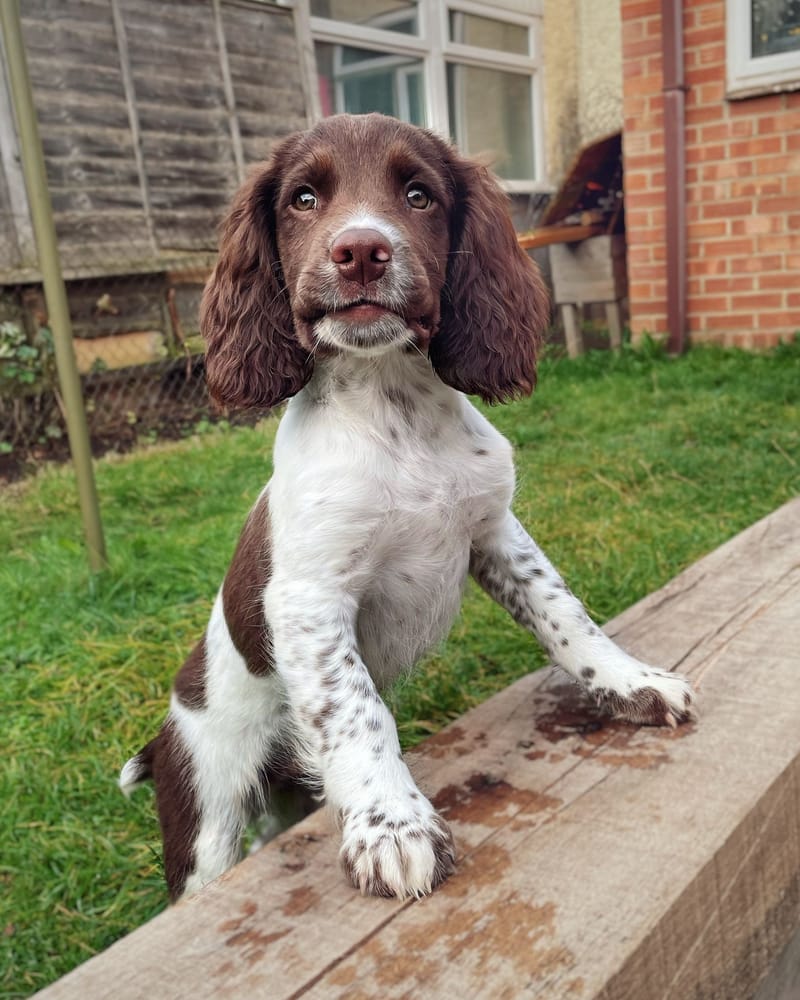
[36,498,800,999]
[517,222,605,250]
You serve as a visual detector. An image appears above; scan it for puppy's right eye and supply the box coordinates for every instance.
[292,187,318,211]
[406,186,431,210]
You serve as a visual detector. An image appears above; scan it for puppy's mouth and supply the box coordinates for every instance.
[304,299,436,345]
[329,300,393,324]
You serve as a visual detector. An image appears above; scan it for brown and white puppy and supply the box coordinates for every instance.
[121,113,694,901]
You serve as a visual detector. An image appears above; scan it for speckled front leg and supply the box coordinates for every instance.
[265,581,455,898]
[471,512,694,726]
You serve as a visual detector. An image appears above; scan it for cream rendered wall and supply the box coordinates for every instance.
[543,0,623,185]
[576,0,623,144]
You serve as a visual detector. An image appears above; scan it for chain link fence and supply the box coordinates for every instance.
[0,263,217,481]
[0,0,309,483]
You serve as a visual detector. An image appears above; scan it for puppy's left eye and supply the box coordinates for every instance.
[292,186,318,211]
[406,186,432,210]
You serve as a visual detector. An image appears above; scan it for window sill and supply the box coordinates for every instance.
[726,75,800,100]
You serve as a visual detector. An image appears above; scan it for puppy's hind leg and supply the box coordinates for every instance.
[121,714,216,901]
[121,602,297,900]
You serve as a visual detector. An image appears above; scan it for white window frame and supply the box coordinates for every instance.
[298,0,546,191]
[331,45,424,123]
[726,0,800,99]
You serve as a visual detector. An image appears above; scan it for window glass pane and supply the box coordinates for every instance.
[448,10,529,55]
[446,64,534,179]
[316,42,426,125]
[310,0,418,35]
[751,0,800,57]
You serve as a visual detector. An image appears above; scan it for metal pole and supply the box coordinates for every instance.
[0,0,107,571]
[661,0,688,354]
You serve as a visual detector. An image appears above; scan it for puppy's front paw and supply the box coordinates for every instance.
[340,797,455,898]
[593,664,695,727]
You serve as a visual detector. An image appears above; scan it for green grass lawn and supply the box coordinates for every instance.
[2,341,799,996]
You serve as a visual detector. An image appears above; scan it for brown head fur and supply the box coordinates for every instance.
[201,113,549,408]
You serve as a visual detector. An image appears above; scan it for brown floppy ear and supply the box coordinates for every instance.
[430,158,550,404]
[201,157,312,410]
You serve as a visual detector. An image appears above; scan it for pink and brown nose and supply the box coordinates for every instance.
[330,228,393,286]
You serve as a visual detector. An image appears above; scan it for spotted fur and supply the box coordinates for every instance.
[120,114,694,901]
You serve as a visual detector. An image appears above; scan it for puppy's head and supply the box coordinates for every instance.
[201,113,549,409]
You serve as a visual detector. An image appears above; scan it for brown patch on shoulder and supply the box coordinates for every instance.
[173,638,207,710]
[222,490,273,676]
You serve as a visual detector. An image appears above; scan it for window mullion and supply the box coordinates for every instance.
[423,0,449,136]
[447,0,543,29]
[444,44,534,73]
[309,17,427,56]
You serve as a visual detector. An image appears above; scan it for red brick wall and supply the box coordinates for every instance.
[621,0,800,348]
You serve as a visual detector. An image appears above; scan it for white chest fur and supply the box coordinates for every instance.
[266,354,516,687]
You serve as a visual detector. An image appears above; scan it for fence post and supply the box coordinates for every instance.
[0,0,107,572]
